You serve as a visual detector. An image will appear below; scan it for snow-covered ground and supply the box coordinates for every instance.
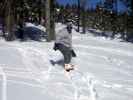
[0,24,133,100]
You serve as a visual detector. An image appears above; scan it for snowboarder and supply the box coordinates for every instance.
[53,21,76,71]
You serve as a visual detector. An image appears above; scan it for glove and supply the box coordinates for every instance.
[71,49,77,57]
[53,43,58,51]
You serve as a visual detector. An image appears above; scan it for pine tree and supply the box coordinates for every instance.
[120,0,133,40]
[131,0,133,16]
[81,0,87,34]
[5,0,15,41]
[77,0,80,32]
[45,0,51,41]
[50,0,55,40]
[103,0,117,38]
[46,0,55,42]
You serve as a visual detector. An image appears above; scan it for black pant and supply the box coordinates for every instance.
[58,44,72,64]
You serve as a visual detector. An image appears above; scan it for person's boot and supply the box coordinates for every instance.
[64,64,74,72]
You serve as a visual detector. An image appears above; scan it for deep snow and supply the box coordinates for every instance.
[0,23,133,100]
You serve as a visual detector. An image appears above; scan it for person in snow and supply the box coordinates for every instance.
[53,21,76,71]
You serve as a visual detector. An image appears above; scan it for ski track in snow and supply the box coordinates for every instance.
[75,46,133,77]
[74,43,133,88]
[75,44,133,57]
[0,42,97,100]
[74,36,133,94]
[0,33,133,100]
[0,66,7,100]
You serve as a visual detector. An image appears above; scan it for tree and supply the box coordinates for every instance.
[81,0,87,33]
[77,0,80,32]
[120,0,133,40]
[45,0,51,41]
[103,0,118,38]
[50,0,55,40]
[45,0,55,42]
[5,0,15,41]
[131,0,133,16]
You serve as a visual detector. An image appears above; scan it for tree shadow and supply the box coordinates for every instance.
[15,26,47,41]
[88,29,116,38]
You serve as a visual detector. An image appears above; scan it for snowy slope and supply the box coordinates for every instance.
[0,24,133,100]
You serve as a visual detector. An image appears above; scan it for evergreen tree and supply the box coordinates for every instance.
[50,0,55,40]
[46,0,55,42]
[5,0,15,41]
[77,0,80,32]
[81,0,87,34]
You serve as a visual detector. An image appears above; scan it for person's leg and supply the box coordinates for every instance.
[58,45,71,64]
[64,48,72,64]
[64,48,74,71]
[58,45,73,71]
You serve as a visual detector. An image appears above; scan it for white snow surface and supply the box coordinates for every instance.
[0,24,133,100]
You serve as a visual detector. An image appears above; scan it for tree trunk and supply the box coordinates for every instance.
[81,9,86,33]
[5,0,15,41]
[81,0,86,34]
[41,0,45,25]
[45,0,51,41]
[45,0,55,42]
[50,0,55,40]
[77,0,80,32]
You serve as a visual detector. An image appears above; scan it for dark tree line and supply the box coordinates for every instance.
[0,0,133,41]
[0,0,55,41]
[54,0,133,41]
